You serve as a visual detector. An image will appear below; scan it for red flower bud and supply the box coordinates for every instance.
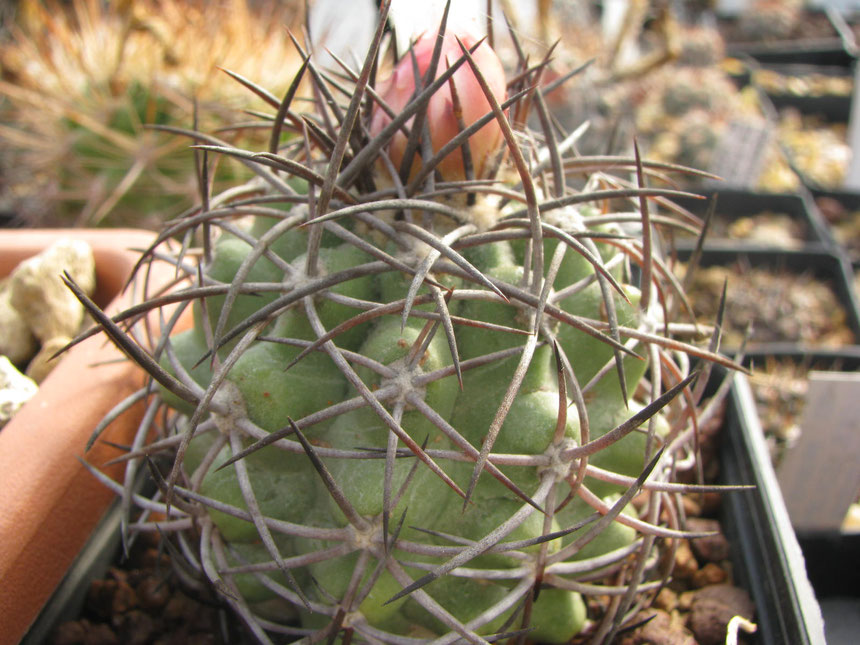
[370,29,506,183]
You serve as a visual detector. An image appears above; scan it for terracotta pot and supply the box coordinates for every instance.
[0,229,160,645]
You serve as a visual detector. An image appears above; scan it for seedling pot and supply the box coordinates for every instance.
[810,188,860,261]
[729,351,860,643]
[718,372,827,644]
[755,63,854,123]
[717,7,856,67]
[726,42,854,67]
[681,246,860,354]
[797,530,860,643]
[670,188,832,250]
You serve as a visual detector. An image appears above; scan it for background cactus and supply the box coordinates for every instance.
[0,0,305,227]
[76,3,739,642]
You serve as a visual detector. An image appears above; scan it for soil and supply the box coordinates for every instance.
[580,496,757,645]
[50,531,255,645]
[776,111,850,190]
[745,351,860,466]
[746,359,809,466]
[675,210,810,248]
[718,11,840,45]
[683,261,856,348]
[753,68,854,98]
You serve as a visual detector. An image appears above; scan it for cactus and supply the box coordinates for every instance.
[76,4,739,643]
[0,0,305,227]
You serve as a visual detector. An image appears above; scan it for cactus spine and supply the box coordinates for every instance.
[79,3,737,643]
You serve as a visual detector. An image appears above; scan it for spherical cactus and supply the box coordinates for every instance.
[78,4,738,643]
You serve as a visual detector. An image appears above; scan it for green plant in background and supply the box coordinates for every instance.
[0,0,305,227]
[75,2,739,642]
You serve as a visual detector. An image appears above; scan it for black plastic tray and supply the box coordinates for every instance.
[669,188,832,249]
[753,62,854,122]
[725,354,860,644]
[719,373,827,644]
[727,41,855,67]
[809,188,860,261]
[796,531,860,597]
[716,8,855,68]
[721,27,855,62]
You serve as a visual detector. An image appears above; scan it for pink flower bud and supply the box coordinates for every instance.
[370,29,506,183]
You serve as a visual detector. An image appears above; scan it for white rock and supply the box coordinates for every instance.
[0,355,39,428]
[9,239,96,342]
[0,281,38,365]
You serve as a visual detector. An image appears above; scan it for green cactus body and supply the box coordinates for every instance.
[196,439,319,543]
[92,12,730,644]
[151,215,670,636]
[159,328,215,415]
[193,232,285,355]
[320,317,458,523]
[307,553,416,634]
[226,338,346,434]
[554,494,637,562]
[223,538,302,606]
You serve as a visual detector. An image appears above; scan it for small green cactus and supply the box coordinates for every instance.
[77,3,738,643]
